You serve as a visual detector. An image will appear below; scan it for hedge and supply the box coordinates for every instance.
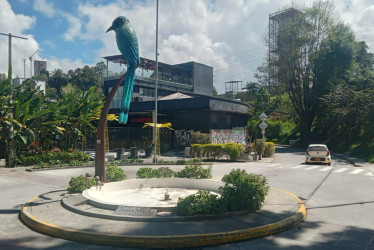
[191,143,243,161]
[263,142,275,157]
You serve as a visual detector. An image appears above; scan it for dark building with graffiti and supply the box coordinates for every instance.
[102,55,249,150]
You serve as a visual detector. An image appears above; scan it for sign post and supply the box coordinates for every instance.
[259,112,268,140]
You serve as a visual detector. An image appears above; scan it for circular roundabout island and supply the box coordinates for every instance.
[20,178,306,248]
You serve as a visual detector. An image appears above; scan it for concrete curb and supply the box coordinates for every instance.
[20,188,306,249]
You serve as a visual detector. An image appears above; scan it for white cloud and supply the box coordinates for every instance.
[43,39,56,49]
[0,0,39,78]
[62,13,82,42]
[33,0,55,18]
[46,56,85,73]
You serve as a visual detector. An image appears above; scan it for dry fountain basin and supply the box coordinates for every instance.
[78,178,226,220]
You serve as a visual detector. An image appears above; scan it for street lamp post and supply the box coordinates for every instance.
[153,0,159,163]
[0,32,28,167]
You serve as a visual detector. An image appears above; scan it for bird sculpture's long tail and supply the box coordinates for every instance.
[118,63,136,124]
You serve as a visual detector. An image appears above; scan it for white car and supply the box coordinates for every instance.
[305,144,331,166]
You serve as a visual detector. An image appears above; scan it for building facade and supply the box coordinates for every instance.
[102,55,249,150]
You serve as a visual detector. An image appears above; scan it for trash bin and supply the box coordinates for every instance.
[130,147,138,159]
[145,146,152,157]
[116,148,124,160]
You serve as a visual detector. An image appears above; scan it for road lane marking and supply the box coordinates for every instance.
[265,164,280,167]
[319,167,333,171]
[365,172,373,176]
[333,168,349,173]
[305,166,321,170]
[291,165,305,169]
[349,169,364,175]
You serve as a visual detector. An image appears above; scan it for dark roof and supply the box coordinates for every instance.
[103,55,193,74]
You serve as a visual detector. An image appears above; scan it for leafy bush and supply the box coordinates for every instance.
[136,167,159,178]
[191,144,204,158]
[15,150,90,167]
[223,143,243,161]
[175,169,269,216]
[176,158,187,165]
[175,190,224,216]
[67,175,96,194]
[175,165,212,179]
[255,139,266,156]
[156,167,175,178]
[263,142,275,157]
[220,169,269,212]
[192,158,203,163]
[106,163,127,182]
[191,143,243,161]
[203,144,223,159]
[120,158,144,164]
[136,165,211,179]
[266,120,298,145]
[190,132,211,145]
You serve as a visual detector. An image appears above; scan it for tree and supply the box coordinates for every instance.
[242,82,259,102]
[48,69,68,98]
[212,86,218,96]
[69,65,103,93]
[0,74,12,159]
[265,1,357,144]
[57,87,104,150]
[93,61,107,78]
[255,86,271,114]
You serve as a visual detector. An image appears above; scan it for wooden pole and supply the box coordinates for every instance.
[95,73,126,182]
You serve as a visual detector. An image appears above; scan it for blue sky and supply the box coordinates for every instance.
[1,0,374,93]
[10,0,103,63]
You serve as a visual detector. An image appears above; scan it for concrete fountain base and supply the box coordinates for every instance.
[63,178,240,222]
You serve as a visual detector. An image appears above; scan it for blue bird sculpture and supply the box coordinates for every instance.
[106,16,139,124]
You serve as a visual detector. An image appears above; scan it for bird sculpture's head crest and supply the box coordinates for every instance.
[106,16,129,33]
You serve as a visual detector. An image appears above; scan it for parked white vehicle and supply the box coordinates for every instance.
[305,144,331,166]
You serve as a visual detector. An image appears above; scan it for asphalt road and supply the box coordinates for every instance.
[0,146,373,249]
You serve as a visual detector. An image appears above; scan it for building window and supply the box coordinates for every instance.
[109,86,123,109]
[140,87,155,97]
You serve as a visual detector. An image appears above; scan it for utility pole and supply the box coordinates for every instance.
[0,32,28,167]
[153,0,159,163]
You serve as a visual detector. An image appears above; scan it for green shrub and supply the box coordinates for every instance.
[220,169,269,212]
[175,169,269,216]
[192,143,244,161]
[255,139,266,156]
[175,190,224,216]
[156,167,175,178]
[263,142,275,157]
[15,150,90,167]
[203,144,223,159]
[266,120,298,145]
[175,165,212,179]
[223,143,243,161]
[192,158,202,163]
[106,163,126,182]
[176,158,186,165]
[191,144,204,158]
[67,175,96,194]
[136,167,159,178]
[190,132,211,145]
[120,158,144,164]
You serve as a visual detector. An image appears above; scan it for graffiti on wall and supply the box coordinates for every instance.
[211,128,246,145]
[174,130,194,147]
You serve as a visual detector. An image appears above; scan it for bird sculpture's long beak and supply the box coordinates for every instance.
[106,25,114,33]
